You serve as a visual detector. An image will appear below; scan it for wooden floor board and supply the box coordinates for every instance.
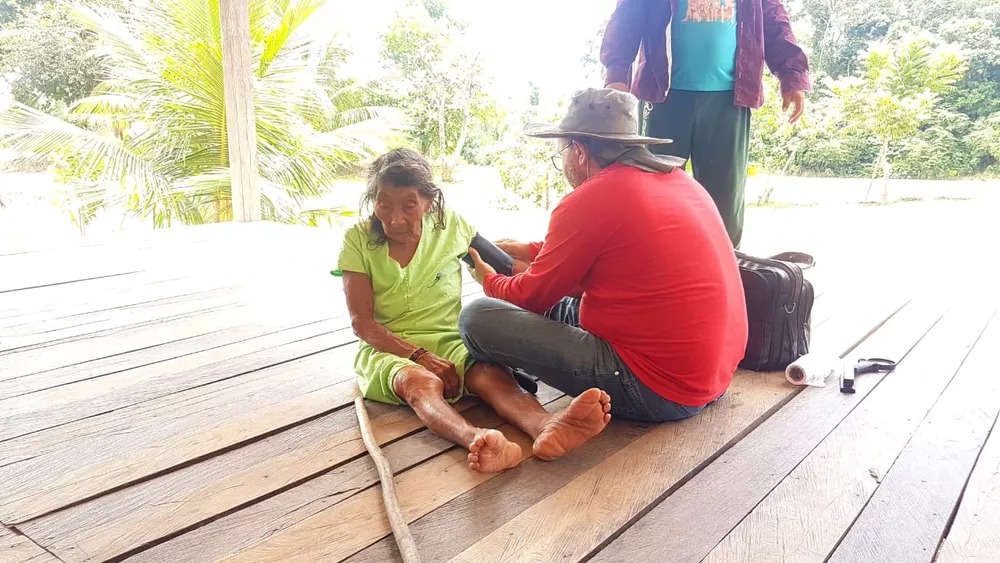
[211,405,567,563]
[2,297,246,354]
[1,303,258,381]
[346,413,654,563]
[125,400,535,563]
[441,373,787,563]
[0,527,58,563]
[31,386,565,563]
[0,249,339,329]
[0,222,329,294]
[698,302,995,563]
[1,278,474,390]
[0,316,338,401]
[6,222,985,563]
[438,294,926,563]
[0,245,326,323]
[0,267,339,366]
[0,347,356,524]
[828,312,1000,563]
[2,280,279,351]
[349,279,886,563]
[0,343,349,467]
[935,361,1000,563]
[0,323,353,442]
[0,282,482,422]
[1,272,256,330]
[588,295,947,563]
[0,271,178,321]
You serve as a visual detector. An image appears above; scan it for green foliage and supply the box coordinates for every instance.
[0,0,116,115]
[893,111,977,179]
[495,141,567,210]
[802,0,893,78]
[832,34,965,200]
[789,0,996,181]
[753,31,970,186]
[378,1,501,179]
[968,113,1000,174]
[0,0,42,25]
[489,103,569,210]
[0,0,404,228]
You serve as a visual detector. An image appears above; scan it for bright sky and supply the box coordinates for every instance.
[322,0,618,104]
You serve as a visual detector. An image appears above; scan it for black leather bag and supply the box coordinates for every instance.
[736,251,815,371]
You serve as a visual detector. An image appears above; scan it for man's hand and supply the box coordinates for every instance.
[416,352,461,399]
[466,248,497,285]
[782,91,806,123]
[493,239,532,274]
[606,82,629,92]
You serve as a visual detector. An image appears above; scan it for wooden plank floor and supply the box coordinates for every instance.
[1,222,998,563]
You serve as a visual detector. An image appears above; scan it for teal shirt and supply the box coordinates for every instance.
[670,0,738,91]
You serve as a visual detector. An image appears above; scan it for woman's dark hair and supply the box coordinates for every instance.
[360,148,446,246]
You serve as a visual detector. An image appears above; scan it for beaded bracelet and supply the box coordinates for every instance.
[408,347,429,363]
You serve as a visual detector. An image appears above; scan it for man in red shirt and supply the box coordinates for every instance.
[460,88,748,422]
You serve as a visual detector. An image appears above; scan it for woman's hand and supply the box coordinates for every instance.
[466,248,497,285]
[416,352,461,399]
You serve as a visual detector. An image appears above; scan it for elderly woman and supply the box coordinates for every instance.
[337,148,611,474]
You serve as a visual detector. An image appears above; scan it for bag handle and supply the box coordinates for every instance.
[769,251,815,269]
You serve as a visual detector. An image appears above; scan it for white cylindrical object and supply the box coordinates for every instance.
[785,354,842,387]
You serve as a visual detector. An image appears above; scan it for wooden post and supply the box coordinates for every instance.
[219,0,261,222]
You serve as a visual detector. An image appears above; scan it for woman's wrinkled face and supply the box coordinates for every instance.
[374,184,431,244]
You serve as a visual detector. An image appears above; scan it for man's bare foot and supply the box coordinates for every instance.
[533,388,612,461]
[468,429,522,473]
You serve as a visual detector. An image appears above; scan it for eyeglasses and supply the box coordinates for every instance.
[550,145,571,172]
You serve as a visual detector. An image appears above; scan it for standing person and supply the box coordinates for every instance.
[600,0,811,248]
[460,88,748,423]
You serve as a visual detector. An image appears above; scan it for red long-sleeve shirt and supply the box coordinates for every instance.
[484,164,748,406]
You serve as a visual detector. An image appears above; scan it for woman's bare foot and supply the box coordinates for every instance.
[532,388,612,461]
[468,429,522,473]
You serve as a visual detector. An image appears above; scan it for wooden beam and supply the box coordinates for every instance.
[219,0,261,222]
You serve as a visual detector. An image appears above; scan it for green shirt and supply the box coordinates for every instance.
[336,209,478,404]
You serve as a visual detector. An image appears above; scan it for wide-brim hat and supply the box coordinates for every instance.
[524,88,672,145]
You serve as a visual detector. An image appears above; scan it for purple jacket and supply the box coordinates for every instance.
[600,0,811,108]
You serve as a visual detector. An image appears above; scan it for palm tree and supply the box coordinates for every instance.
[832,33,965,203]
[0,0,403,227]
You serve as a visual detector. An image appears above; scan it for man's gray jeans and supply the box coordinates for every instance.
[458,296,706,422]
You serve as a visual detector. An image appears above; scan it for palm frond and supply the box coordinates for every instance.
[258,0,326,77]
[7,0,400,229]
[0,102,168,193]
[71,94,140,115]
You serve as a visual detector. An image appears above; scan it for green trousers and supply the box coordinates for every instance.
[641,90,750,249]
